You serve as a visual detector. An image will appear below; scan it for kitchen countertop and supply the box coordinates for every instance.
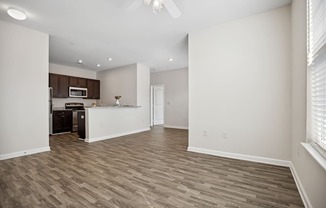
[52,107,73,111]
[86,105,141,109]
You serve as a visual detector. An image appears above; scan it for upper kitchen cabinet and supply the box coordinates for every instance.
[87,79,100,99]
[49,73,69,98]
[69,76,87,88]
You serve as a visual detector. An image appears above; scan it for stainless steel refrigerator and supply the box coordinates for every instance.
[49,87,53,135]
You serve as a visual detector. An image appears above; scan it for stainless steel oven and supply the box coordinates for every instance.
[65,102,85,132]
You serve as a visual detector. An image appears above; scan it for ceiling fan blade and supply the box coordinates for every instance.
[126,0,143,12]
[163,0,181,19]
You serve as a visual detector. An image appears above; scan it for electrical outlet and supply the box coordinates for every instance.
[203,130,207,136]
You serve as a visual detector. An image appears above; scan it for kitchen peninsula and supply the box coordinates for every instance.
[49,62,151,141]
[85,105,150,143]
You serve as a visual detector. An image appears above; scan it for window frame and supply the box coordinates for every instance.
[305,0,326,170]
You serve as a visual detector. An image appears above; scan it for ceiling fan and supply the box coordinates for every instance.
[128,0,181,19]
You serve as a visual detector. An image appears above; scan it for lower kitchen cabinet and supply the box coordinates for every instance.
[53,110,72,134]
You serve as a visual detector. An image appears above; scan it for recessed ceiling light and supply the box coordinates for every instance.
[107,58,113,61]
[168,58,174,61]
[7,9,26,20]
[77,59,83,64]
[96,64,101,67]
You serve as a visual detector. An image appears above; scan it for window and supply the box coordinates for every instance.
[307,0,326,152]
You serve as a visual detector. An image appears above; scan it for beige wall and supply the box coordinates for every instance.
[151,68,189,129]
[97,63,150,126]
[291,1,326,208]
[188,6,292,161]
[97,64,138,106]
[0,20,49,158]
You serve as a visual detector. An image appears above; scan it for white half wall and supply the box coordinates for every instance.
[49,63,98,107]
[85,107,149,142]
[151,68,188,129]
[188,7,292,160]
[97,64,137,106]
[291,1,326,208]
[0,20,50,159]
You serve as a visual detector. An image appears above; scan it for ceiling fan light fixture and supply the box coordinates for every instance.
[152,0,163,14]
[141,0,180,18]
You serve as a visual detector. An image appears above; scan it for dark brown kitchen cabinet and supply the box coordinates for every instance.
[52,110,72,134]
[49,73,69,98]
[69,76,87,88]
[49,73,100,99]
[87,79,100,99]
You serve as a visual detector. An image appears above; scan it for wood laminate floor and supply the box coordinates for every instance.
[0,127,304,208]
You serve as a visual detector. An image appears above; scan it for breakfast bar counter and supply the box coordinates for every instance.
[85,106,150,143]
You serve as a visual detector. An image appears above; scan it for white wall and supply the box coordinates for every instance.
[291,1,326,207]
[49,63,98,107]
[0,20,50,159]
[137,63,150,126]
[188,6,292,161]
[49,63,96,79]
[151,68,188,129]
[97,64,137,106]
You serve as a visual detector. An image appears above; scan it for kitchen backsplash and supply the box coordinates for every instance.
[52,98,97,108]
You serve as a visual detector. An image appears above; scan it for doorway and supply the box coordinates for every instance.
[151,85,164,126]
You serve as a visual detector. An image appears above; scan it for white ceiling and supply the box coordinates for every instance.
[0,0,291,72]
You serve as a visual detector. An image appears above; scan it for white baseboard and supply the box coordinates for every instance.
[289,162,313,208]
[164,125,188,130]
[187,147,291,167]
[0,146,51,161]
[187,147,311,207]
[85,128,150,143]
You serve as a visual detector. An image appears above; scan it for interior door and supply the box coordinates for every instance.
[153,85,164,125]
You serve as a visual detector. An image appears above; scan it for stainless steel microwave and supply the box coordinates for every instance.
[69,87,87,98]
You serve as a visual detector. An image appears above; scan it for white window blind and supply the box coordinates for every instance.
[308,0,326,151]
